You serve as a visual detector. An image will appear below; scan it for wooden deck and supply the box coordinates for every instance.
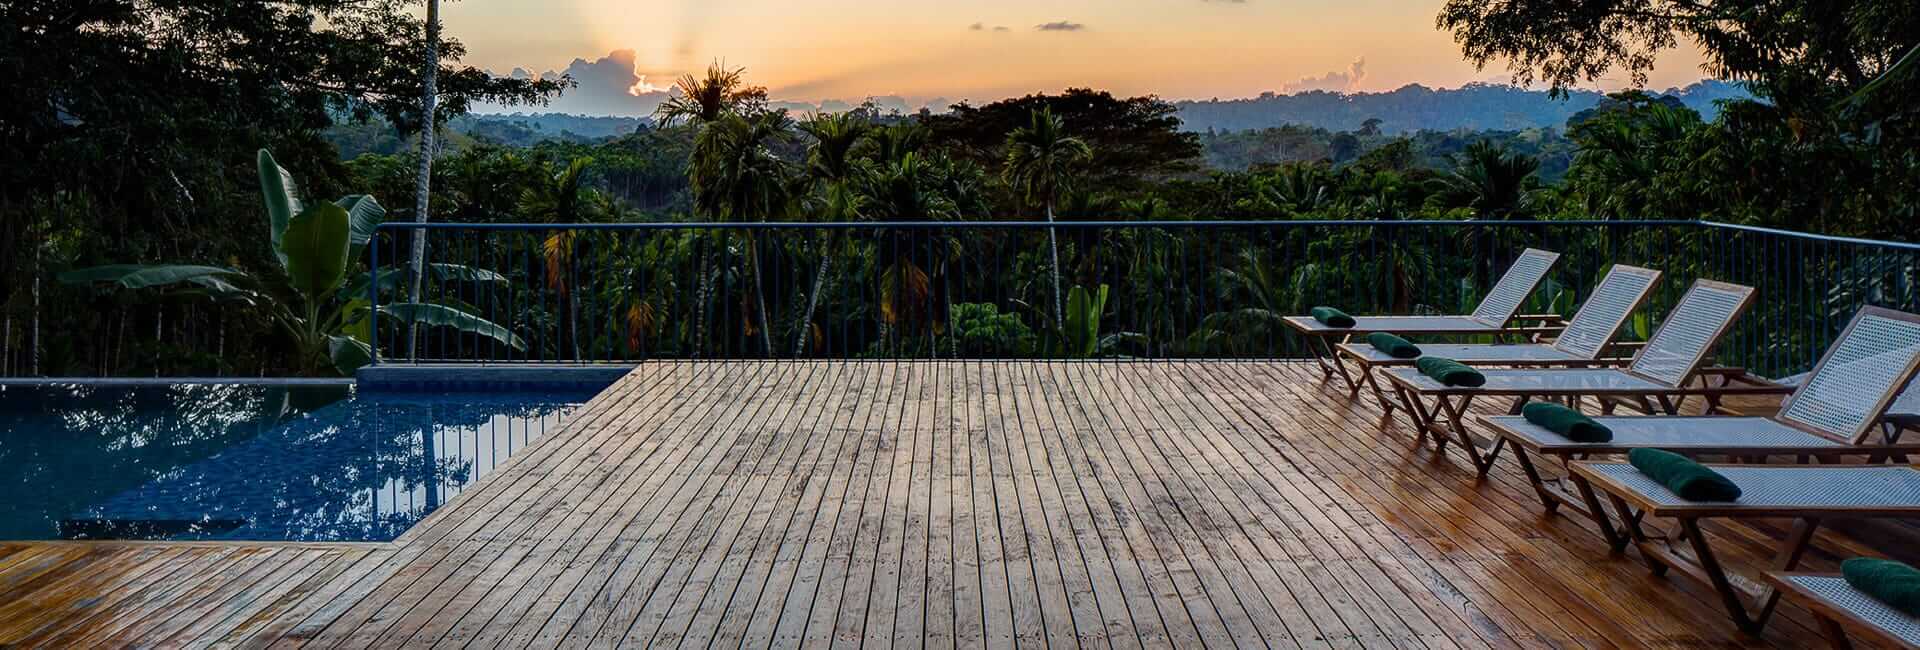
[0,360,1912,648]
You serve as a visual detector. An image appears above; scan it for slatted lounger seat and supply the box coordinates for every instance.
[1765,572,1920,649]
[1286,248,1563,392]
[1333,264,1662,411]
[1379,280,1791,468]
[1571,462,1920,634]
[1475,307,1920,542]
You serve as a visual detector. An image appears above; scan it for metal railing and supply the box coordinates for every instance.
[360,219,1920,377]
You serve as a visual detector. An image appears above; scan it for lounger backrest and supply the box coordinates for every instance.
[1625,280,1755,387]
[1550,265,1663,359]
[1469,248,1562,326]
[1779,307,1920,444]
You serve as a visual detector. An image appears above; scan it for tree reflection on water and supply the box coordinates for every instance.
[0,384,592,541]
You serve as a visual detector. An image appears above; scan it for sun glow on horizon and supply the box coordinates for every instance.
[444,0,1715,115]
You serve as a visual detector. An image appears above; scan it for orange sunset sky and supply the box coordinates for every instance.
[448,0,1714,115]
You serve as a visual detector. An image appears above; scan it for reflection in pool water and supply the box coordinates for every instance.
[0,383,597,541]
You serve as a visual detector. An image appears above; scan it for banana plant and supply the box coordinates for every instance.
[1047,284,1143,358]
[61,149,523,376]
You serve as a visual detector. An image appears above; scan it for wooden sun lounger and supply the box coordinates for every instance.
[1379,280,1791,467]
[1474,306,1920,538]
[1571,462,1920,634]
[1333,264,1662,411]
[1766,572,1920,649]
[1286,248,1564,394]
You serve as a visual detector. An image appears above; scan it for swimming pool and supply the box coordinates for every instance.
[0,381,600,542]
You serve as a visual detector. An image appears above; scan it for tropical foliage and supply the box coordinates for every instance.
[4,0,1917,375]
[59,151,523,376]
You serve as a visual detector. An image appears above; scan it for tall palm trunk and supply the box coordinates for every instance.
[406,0,441,360]
[748,234,773,356]
[30,242,41,376]
[796,237,831,357]
[1045,200,1064,327]
[692,249,714,357]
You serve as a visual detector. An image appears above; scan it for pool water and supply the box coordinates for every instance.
[0,383,599,542]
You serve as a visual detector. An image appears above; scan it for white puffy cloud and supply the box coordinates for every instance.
[484,50,672,117]
[1280,57,1368,94]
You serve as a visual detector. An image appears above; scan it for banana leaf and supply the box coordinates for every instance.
[341,263,510,300]
[258,149,303,268]
[378,302,527,350]
[327,335,373,375]
[337,194,386,258]
[59,264,241,289]
[281,203,352,302]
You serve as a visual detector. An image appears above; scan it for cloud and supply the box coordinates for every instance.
[971,22,1010,32]
[969,22,983,31]
[1035,21,1086,32]
[486,49,674,117]
[1280,57,1368,94]
[993,25,1010,32]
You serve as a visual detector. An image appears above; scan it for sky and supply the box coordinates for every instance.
[448,0,1714,117]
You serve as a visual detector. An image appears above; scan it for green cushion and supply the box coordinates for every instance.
[1310,306,1355,328]
[1627,448,1742,501]
[1522,402,1613,442]
[1415,357,1486,387]
[1842,558,1920,616]
[1366,332,1422,359]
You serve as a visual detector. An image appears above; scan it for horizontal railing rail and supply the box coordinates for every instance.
[354,219,1918,377]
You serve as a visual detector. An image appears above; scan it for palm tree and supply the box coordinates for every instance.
[518,157,596,360]
[654,63,767,127]
[862,154,958,342]
[1430,141,1544,290]
[864,122,926,165]
[1429,140,1542,220]
[406,0,443,359]
[689,111,793,356]
[1003,107,1091,327]
[794,113,872,355]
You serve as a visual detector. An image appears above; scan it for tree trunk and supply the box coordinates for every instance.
[749,234,773,357]
[30,242,41,376]
[796,244,831,357]
[406,0,442,361]
[692,252,713,358]
[1045,201,1064,327]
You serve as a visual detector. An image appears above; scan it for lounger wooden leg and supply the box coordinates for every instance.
[1358,364,1396,413]
[1392,385,1434,447]
[1327,336,1365,395]
[1473,437,1510,479]
[1433,394,1479,455]
[1509,446,1553,506]
[1607,494,1658,562]
[1817,616,1856,650]
[1752,517,1821,629]
[1306,335,1338,378]
[1569,474,1624,550]
[1678,517,1762,634]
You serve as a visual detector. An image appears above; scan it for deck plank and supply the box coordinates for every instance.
[0,360,1888,649]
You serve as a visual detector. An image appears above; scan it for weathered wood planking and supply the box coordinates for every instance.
[0,360,1906,649]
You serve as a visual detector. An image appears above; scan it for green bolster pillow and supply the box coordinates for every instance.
[1842,558,1920,616]
[1627,448,1741,501]
[1415,357,1486,387]
[1365,333,1421,359]
[1310,306,1356,328]
[1521,402,1613,443]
